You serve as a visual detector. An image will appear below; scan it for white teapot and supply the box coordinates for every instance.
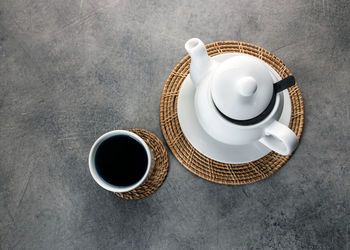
[185,38,298,155]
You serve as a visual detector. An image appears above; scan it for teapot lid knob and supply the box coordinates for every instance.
[237,76,257,97]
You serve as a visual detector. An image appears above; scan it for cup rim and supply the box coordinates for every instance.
[88,130,152,193]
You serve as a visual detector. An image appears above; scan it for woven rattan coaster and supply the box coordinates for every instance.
[160,41,304,185]
[115,129,168,199]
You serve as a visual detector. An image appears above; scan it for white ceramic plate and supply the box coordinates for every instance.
[177,53,292,164]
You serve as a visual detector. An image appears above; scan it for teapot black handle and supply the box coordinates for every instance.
[273,75,295,93]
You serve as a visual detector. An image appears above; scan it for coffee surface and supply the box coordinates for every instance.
[95,135,148,186]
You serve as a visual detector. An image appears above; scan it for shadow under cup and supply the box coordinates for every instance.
[89,130,153,193]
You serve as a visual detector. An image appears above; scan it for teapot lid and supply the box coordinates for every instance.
[211,55,274,121]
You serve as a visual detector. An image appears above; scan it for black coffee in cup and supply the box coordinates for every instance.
[94,135,148,186]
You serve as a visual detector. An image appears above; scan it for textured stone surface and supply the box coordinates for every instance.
[0,0,349,249]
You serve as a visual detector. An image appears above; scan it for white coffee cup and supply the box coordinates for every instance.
[88,130,154,193]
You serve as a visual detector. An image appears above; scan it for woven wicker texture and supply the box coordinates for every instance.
[160,41,304,185]
[115,129,168,199]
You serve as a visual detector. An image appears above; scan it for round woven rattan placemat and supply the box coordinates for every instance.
[160,41,304,185]
[115,129,168,199]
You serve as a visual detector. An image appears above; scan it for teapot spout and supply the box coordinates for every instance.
[185,38,212,87]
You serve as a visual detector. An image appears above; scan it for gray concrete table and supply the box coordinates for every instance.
[1,0,349,249]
